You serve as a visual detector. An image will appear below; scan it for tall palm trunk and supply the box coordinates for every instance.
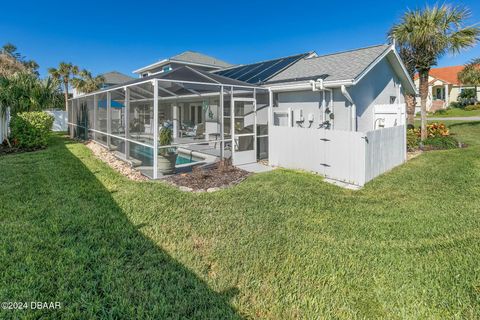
[63,78,69,111]
[418,68,430,141]
[405,93,416,126]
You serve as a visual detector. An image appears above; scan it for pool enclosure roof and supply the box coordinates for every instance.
[72,66,264,101]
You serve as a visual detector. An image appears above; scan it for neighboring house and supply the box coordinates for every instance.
[68,43,415,187]
[133,51,232,78]
[414,65,480,112]
[72,71,134,97]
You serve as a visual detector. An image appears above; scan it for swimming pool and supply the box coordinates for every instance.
[125,143,199,166]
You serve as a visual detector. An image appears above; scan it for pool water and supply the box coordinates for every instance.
[127,143,197,166]
[176,156,196,165]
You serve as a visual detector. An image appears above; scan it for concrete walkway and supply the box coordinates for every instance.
[236,162,274,173]
[416,117,480,121]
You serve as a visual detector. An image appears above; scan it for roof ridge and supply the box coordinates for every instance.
[304,44,390,60]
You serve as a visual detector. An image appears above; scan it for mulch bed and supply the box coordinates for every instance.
[0,144,45,156]
[165,162,250,192]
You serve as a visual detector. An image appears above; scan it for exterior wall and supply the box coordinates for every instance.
[350,57,404,132]
[274,89,352,131]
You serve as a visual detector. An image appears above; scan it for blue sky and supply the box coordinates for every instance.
[1,0,479,78]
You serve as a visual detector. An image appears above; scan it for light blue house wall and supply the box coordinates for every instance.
[350,57,405,132]
[273,56,405,132]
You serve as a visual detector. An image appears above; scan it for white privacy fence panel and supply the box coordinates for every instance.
[364,125,406,182]
[0,108,10,143]
[45,109,68,131]
[374,103,405,129]
[269,125,406,187]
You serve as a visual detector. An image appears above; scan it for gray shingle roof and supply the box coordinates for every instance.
[101,71,134,85]
[171,51,232,68]
[266,44,390,84]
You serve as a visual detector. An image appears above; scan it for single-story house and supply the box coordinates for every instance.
[68,43,415,187]
[414,65,480,112]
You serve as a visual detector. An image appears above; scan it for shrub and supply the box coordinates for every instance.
[426,122,449,138]
[10,111,54,148]
[434,109,447,115]
[423,136,458,150]
[407,129,420,150]
[464,104,480,111]
[449,101,462,109]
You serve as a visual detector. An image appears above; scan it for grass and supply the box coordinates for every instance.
[1,123,480,319]
[426,107,480,118]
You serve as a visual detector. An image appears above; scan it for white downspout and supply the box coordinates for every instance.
[311,79,334,128]
[341,85,356,131]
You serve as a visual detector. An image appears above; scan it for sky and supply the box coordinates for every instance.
[1,0,479,78]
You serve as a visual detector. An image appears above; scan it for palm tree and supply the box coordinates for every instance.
[390,4,480,140]
[48,62,79,111]
[71,70,105,94]
[397,43,417,126]
[458,58,480,101]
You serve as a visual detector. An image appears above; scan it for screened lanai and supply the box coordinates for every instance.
[68,66,270,178]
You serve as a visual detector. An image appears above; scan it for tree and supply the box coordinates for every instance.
[0,72,61,146]
[71,69,105,94]
[48,62,79,111]
[458,58,480,102]
[390,4,480,140]
[0,53,26,77]
[1,43,39,76]
[396,43,417,126]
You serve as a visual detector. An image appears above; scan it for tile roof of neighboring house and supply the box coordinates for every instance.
[267,44,390,84]
[170,51,232,68]
[101,71,134,85]
[414,66,464,85]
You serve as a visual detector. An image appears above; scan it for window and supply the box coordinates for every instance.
[390,96,397,104]
[141,73,148,78]
[162,65,171,73]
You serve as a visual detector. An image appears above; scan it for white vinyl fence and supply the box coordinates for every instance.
[269,125,406,186]
[0,108,10,143]
[45,109,68,131]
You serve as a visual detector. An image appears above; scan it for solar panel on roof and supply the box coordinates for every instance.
[214,53,309,84]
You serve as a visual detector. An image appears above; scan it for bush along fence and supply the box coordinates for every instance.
[9,111,54,149]
[269,125,406,187]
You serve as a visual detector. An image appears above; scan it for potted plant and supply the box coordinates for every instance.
[158,127,177,174]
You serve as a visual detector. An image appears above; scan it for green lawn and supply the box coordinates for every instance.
[427,107,480,118]
[1,123,480,319]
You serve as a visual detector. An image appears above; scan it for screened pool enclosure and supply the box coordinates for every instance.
[68,67,270,178]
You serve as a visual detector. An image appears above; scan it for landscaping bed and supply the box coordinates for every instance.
[165,161,249,192]
[84,140,148,181]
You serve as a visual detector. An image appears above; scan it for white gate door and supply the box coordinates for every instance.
[232,98,256,166]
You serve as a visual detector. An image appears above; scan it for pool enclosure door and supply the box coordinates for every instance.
[232,98,256,166]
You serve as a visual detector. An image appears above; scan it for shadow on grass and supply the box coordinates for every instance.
[447,120,480,128]
[0,135,241,319]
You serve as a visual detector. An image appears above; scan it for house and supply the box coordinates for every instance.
[133,51,232,78]
[414,65,480,112]
[68,43,415,187]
